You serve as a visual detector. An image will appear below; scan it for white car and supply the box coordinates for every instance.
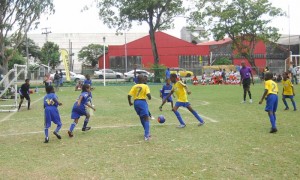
[124,69,154,82]
[94,69,124,79]
[50,71,85,82]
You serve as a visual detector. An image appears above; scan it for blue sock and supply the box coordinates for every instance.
[144,120,150,138]
[69,122,76,132]
[55,123,62,133]
[140,117,145,129]
[44,128,49,138]
[83,118,89,128]
[283,99,289,108]
[191,110,204,123]
[291,99,297,110]
[268,114,276,129]
[174,111,185,125]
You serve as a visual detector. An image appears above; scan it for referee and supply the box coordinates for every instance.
[240,61,254,103]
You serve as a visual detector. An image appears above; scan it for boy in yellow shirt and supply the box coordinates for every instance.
[259,72,279,133]
[282,72,297,111]
[160,74,205,128]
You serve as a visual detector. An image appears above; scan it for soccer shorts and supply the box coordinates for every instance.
[44,107,62,129]
[265,94,278,112]
[175,101,191,108]
[134,100,149,118]
[283,95,294,99]
[20,94,30,101]
[162,96,173,102]
[242,78,251,89]
[71,105,87,119]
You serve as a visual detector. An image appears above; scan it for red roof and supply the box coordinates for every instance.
[197,38,232,46]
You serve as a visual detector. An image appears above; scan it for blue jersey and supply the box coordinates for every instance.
[84,79,92,86]
[44,93,59,108]
[161,84,172,98]
[73,92,90,109]
[71,91,89,119]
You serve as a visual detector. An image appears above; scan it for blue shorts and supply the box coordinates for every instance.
[175,102,191,108]
[283,95,294,99]
[265,94,278,112]
[134,100,149,118]
[71,105,87,119]
[162,96,173,102]
[44,107,61,129]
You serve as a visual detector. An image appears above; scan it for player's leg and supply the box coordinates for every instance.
[172,103,185,127]
[282,95,289,110]
[187,104,205,125]
[25,95,31,110]
[52,109,62,139]
[68,118,78,137]
[44,109,52,143]
[265,95,277,133]
[82,111,91,131]
[18,96,24,111]
[143,116,150,140]
[290,96,297,111]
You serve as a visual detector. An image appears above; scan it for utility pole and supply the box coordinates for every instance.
[42,27,52,72]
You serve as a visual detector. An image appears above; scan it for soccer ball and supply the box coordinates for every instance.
[157,115,166,124]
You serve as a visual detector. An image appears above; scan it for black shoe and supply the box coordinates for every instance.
[53,131,62,139]
[44,137,49,143]
[284,107,289,110]
[68,130,73,137]
[82,127,91,131]
[269,128,278,133]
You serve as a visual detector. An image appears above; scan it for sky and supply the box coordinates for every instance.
[28,0,300,38]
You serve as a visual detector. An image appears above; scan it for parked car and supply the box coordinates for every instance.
[94,69,124,79]
[170,67,194,77]
[124,69,154,82]
[50,71,85,82]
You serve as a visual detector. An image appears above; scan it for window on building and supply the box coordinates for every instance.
[110,56,142,72]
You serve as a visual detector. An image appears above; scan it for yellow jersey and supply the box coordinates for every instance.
[172,81,188,102]
[264,80,278,95]
[282,79,293,95]
[128,84,150,100]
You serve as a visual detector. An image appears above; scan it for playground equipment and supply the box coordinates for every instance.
[0,64,27,112]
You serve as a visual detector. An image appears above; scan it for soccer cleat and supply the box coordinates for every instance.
[68,130,74,137]
[44,137,49,143]
[159,106,162,111]
[198,122,205,126]
[284,107,289,110]
[82,127,91,131]
[151,116,155,120]
[53,131,62,139]
[269,128,278,133]
[177,124,186,128]
[249,99,253,103]
[294,109,297,111]
[144,137,150,141]
[240,101,246,104]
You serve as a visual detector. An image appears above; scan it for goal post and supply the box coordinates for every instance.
[0,64,27,112]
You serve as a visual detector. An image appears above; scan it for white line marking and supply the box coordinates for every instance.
[0,96,44,123]
[0,121,206,137]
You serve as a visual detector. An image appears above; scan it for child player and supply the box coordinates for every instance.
[159,74,205,128]
[43,85,62,143]
[18,79,31,111]
[159,79,173,111]
[128,74,152,141]
[84,74,94,90]
[68,84,96,137]
[259,72,279,133]
[282,72,297,111]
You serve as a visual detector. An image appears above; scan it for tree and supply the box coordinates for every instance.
[213,57,232,65]
[78,44,104,67]
[0,0,54,73]
[5,49,26,70]
[40,41,60,70]
[188,0,284,69]
[93,0,186,79]
[18,38,42,61]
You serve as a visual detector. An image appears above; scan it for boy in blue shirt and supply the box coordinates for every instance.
[159,79,173,111]
[44,85,62,143]
[259,72,279,133]
[68,84,96,137]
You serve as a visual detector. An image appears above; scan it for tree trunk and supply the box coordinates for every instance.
[149,29,161,82]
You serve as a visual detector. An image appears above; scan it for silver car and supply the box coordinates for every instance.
[94,69,124,79]
[124,69,154,82]
[51,71,86,82]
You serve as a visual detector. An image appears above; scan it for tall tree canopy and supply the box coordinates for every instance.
[78,44,105,67]
[0,0,54,73]
[188,0,284,69]
[93,0,186,66]
[40,41,60,70]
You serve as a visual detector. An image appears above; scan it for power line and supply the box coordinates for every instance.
[41,27,52,42]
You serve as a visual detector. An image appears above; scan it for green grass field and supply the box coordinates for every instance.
[0,82,299,179]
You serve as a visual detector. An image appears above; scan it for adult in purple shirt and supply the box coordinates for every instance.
[239,61,254,103]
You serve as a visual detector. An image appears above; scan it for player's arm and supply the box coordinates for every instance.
[259,89,268,104]
[147,93,151,100]
[77,96,83,106]
[292,86,295,96]
[128,95,133,106]
[53,98,62,106]
[184,85,191,95]
[85,102,96,111]
[250,69,254,85]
